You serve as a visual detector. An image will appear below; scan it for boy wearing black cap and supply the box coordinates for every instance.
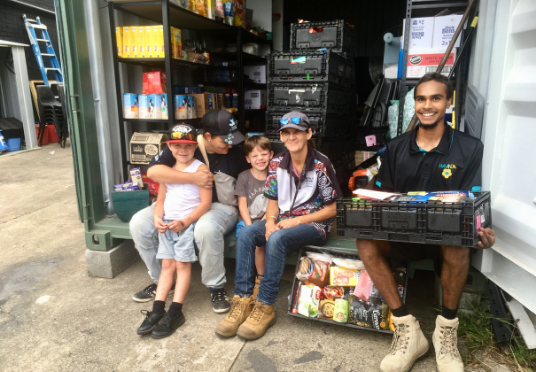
[136,123,212,338]
[130,111,250,313]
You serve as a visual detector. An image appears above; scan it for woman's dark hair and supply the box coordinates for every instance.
[414,72,453,100]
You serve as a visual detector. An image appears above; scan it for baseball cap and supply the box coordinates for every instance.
[202,110,245,145]
[166,123,197,144]
[278,111,310,132]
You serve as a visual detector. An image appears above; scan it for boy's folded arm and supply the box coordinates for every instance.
[237,196,252,225]
[181,174,213,227]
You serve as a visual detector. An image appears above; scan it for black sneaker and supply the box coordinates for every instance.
[132,283,174,302]
[151,312,185,339]
[136,310,165,335]
[211,288,230,313]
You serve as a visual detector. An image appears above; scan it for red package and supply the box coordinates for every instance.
[142,70,166,94]
[142,173,160,196]
[353,270,372,301]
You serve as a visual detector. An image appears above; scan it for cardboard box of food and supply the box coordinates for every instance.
[402,17,434,51]
[138,94,148,119]
[432,15,463,49]
[171,27,182,60]
[406,48,456,78]
[130,132,168,164]
[147,94,162,119]
[355,150,374,166]
[192,93,212,118]
[248,65,266,84]
[244,90,266,109]
[131,26,139,58]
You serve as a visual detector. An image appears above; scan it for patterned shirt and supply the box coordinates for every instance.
[264,147,343,238]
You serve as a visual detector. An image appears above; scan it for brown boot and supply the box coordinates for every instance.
[251,275,262,301]
[236,301,276,340]
[215,295,254,338]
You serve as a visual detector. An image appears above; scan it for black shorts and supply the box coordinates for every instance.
[389,242,442,276]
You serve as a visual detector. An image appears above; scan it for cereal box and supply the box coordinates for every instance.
[122,27,131,58]
[123,93,138,118]
[131,26,139,58]
[116,27,123,57]
[137,26,145,58]
[138,94,148,119]
[147,94,162,119]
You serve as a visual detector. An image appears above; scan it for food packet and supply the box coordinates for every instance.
[297,285,321,318]
[323,285,344,300]
[348,296,389,330]
[333,258,365,270]
[307,260,330,286]
[330,266,358,286]
[348,295,371,328]
[306,251,334,263]
[319,299,335,320]
[296,256,311,282]
[354,270,372,301]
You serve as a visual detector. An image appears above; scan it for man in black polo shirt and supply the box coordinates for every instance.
[358,73,495,372]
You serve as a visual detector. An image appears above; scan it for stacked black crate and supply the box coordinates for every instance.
[265,20,357,190]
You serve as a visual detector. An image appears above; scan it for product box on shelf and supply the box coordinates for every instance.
[144,26,153,58]
[138,94,148,119]
[290,20,356,55]
[247,65,266,84]
[269,51,354,87]
[116,27,123,58]
[244,90,266,109]
[288,245,408,334]
[192,93,213,117]
[336,191,492,247]
[174,95,189,119]
[137,26,146,57]
[406,48,457,78]
[131,26,139,58]
[130,132,168,164]
[143,71,166,94]
[215,0,224,18]
[432,14,463,49]
[160,94,168,119]
[234,0,246,26]
[157,25,165,58]
[123,93,138,118]
[170,0,188,8]
[401,17,434,51]
[189,0,208,17]
[122,26,132,58]
[171,27,182,60]
[147,94,162,119]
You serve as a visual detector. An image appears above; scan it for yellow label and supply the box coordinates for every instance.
[116,27,123,58]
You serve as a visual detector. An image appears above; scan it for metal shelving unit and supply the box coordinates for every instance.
[397,0,471,136]
[108,0,271,176]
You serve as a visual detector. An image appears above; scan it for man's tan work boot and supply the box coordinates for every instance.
[236,301,276,340]
[432,315,464,372]
[215,295,254,338]
[251,275,262,301]
[380,315,430,372]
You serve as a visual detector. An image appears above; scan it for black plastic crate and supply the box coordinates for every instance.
[268,82,356,115]
[336,192,492,247]
[287,245,409,334]
[290,20,356,55]
[265,110,355,138]
[268,51,355,87]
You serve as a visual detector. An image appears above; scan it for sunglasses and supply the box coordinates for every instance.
[280,116,304,126]
[171,131,195,141]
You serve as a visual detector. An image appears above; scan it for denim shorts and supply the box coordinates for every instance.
[156,222,197,263]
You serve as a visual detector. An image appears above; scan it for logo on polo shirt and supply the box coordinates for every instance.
[439,164,456,179]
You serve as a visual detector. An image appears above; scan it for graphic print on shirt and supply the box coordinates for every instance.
[249,189,268,220]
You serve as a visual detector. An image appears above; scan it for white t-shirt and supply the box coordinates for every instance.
[163,159,203,220]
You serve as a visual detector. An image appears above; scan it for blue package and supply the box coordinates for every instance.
[395,190,474,203]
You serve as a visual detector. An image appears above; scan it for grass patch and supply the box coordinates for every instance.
[456,300,536,371]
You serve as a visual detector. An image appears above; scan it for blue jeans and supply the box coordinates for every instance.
[234,220,325,305]
[130,203,237,287]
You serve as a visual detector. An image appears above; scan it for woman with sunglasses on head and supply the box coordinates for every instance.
[216,111,343,340]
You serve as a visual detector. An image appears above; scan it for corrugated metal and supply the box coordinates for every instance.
[472,0,536,315]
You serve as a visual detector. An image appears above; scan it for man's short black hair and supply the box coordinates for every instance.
[414,72,453,101]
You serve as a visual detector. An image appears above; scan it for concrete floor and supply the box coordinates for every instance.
[0,143,510,372]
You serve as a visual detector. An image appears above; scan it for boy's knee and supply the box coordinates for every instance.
[194,219,223,240]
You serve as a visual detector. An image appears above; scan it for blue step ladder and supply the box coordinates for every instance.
[22,14,63,86]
